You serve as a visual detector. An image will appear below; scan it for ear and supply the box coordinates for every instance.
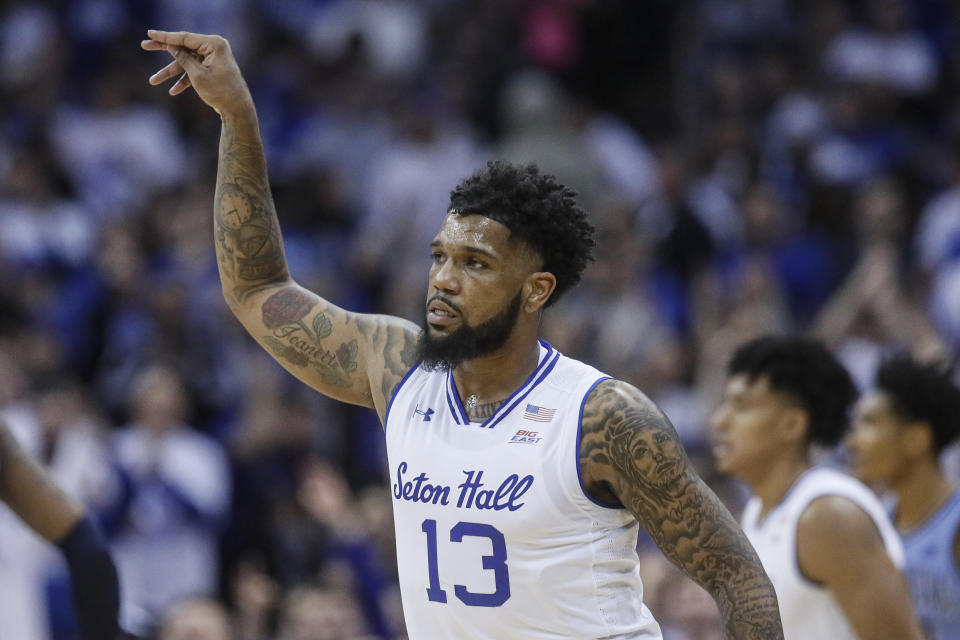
[902,421,934,460]
[779,407,809,446]
[523,272,557,313]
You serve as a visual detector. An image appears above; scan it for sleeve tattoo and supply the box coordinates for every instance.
[580,381,783,640]
[366,318,420,406]
[259,288,360,389]
[211,114,420,413]
[258,287,418,409]
[214,116,289,305]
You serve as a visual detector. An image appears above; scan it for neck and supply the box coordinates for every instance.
[748,452,810,520]
[891,459,955,531]
[453,337,541,412]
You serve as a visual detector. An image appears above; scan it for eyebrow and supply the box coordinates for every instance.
[430,240,499,260]
[725,386,750,402]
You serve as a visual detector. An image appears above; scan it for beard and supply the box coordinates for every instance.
[416,291,523,372]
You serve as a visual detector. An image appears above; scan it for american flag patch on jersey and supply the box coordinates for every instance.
[523,404,556,422]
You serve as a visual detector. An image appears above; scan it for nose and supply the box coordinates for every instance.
[844,429,859,452]
[709,405,728,433]
[432,258,460,295]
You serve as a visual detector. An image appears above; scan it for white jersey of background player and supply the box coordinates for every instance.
[711,335,923,640]
[143,28,785,638]
[741,466,904,639]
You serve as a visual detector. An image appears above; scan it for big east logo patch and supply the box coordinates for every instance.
[509,429,542,444]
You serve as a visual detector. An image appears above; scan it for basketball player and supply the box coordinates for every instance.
[847,355,960,639]
[143,30,784,639]
[710,335,924,639]
[0,416,120,639]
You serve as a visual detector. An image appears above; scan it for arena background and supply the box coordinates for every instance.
[0,1,958,638]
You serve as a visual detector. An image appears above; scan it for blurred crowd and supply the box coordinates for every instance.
[0,0,959,639]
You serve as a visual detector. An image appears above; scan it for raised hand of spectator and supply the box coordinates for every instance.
[298,462,366,539]
[232,559,277,640]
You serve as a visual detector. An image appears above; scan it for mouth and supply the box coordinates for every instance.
[846,455,871,479]
[426,297,461,329]
[711,442,730,463]
[846,451,863,469]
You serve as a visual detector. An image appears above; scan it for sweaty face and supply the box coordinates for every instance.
[847,391,909,485]
[416,213,535,371]
[709,374,799,484]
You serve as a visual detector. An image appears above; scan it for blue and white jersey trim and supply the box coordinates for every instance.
[446,340,560,428]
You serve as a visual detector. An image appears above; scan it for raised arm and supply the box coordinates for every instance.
[142,31,419,418]
[580,380,783,639]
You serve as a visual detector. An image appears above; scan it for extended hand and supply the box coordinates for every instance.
[141,29,252,116]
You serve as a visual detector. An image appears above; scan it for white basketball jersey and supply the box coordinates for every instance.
[385,340,663,639]
[741,467,904,640]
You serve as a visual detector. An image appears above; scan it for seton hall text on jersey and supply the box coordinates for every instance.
[392,461,534,511]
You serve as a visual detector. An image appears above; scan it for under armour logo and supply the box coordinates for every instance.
[414,405,435,422]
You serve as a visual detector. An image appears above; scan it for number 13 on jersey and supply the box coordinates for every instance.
[421,519,511,607]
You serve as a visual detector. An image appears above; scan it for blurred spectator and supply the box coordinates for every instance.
[106,364,230,635]
[296,462,400,638]
[823,0,938,95]
[636,144,717,282]
[276,584,374,640]
[915,148,960,350]
[498,68,603,206]
[929,262,960,351]
[552,214,680,381]
[232,559,279,640]
[915,158,960,278]
[813,177,945,388]
[693,252,793,405]
[351,99,484,320]
[50,71,187,219]
[0,146,94,270]
[304,0,429,82]
[157,597,232,640]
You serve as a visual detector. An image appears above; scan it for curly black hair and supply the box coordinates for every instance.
[448,161,595,307]
[875,355,960,454]
[728,335,857,447]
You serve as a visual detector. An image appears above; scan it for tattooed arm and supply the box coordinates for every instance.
[142,31,419,418]
[209,104,419,416]
[580,380,783,639]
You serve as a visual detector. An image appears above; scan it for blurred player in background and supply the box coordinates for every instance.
[848,355,960,639]
[710,335,923,640]
[143,29,784,639]
[0,416,120,639]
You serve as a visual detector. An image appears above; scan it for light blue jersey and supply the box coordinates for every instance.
[901,489,960,640]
